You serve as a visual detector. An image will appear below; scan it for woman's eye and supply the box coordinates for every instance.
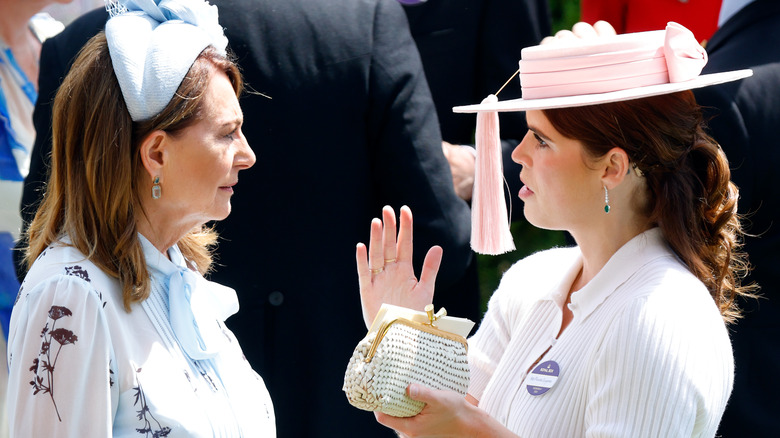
[533,133,548,148]
[225,128,238,141]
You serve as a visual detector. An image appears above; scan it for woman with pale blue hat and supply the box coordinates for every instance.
[6,0,275,435]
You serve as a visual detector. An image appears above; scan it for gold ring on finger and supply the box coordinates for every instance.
[384,258,396,264]
[370,267,384,274]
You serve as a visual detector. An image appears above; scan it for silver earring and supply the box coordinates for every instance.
[152,176,161,199]
[604,186,610,213]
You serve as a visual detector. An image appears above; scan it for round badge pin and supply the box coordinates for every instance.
[525,360,560,396]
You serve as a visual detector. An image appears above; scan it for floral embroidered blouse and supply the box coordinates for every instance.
[6,234,276,437]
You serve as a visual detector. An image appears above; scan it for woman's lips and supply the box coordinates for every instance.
[518,185,534,199]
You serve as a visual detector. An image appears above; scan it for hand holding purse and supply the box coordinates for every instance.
[343,303,475,417]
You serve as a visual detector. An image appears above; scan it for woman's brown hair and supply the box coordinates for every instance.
[544,91,756,323]
[24,32,243,311]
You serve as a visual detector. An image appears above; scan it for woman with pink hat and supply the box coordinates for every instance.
[356,21,755,437]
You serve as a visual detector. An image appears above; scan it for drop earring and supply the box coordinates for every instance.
[603,186,610,213]
[152,176,162,199]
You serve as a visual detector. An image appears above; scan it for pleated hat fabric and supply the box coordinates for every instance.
[105,0,228,121]
[454,22,751,113]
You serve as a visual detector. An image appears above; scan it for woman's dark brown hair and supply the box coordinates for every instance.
[544,91,756,323]
[25,32,243,311]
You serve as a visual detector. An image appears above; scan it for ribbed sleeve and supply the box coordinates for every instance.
[467,301,510,401]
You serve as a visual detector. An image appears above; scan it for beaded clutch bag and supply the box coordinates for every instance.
[343,304,474,417]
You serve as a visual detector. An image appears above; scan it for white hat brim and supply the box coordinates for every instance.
[453,69,753,113]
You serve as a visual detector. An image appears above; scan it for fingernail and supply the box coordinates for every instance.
[407,384,418,398]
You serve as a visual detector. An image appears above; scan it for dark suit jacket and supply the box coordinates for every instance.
[692,1,780,435]
[403,0,550,218]
[21,1,474,436]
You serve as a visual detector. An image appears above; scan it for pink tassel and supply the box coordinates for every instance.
[471,94,515,255]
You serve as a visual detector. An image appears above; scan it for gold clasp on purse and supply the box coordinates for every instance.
[424,304,446,327]
[364,304,466,363]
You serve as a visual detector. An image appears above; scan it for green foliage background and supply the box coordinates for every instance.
[474,0,580,312]
[550,0,582,33]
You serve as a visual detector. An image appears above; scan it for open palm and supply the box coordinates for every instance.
[356,205,442,328]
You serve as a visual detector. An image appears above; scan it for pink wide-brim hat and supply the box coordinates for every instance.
[460,22,752,256]
[454,22,752,113]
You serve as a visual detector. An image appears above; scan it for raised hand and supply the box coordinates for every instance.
[356,205,442,328]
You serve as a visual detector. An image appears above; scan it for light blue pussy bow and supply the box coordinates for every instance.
[168,267,239,360]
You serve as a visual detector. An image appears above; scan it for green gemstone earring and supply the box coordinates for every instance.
[604,185,610,213]
[152,176,162,199]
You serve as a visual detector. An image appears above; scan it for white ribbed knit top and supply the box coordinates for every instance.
[468,228,733,437]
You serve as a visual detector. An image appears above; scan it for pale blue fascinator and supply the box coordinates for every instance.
[104,0,228,121]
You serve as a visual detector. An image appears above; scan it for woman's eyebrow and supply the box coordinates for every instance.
[528,125,552,142]
[219,117,243,129]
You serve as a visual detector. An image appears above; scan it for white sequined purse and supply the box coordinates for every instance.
[343,304,474,417]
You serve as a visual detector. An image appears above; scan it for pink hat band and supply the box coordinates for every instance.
[518,22,708,100]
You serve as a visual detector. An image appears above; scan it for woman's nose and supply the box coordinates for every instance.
[511,131,534,166]
[237,132,256,169]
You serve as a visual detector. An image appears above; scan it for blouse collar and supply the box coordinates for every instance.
[568,228,676,322]
[139,232,183,277]
[139,233,239,360]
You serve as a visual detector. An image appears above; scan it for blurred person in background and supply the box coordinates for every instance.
[0,0,70,435]
[580,0,722,44]
[402,0,550,209]
[42,0,103,25]
[691,0,780,435]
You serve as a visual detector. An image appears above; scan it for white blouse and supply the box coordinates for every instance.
[7,235,275,437]
[469,228,733,437]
